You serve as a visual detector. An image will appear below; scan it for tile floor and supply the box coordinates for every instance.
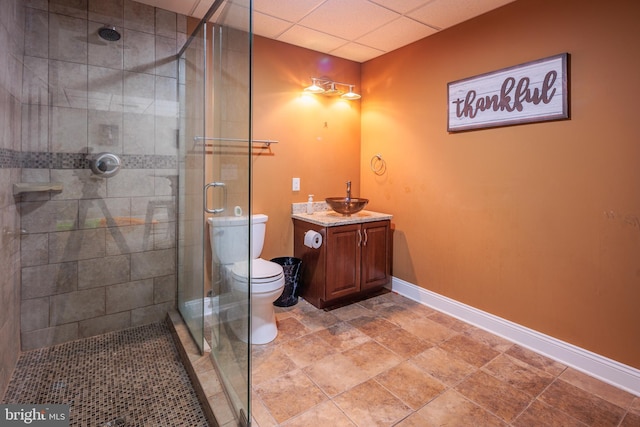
[3,322,209,427]
[251,291,640,426]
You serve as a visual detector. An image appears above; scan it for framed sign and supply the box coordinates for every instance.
[448,53,569,132]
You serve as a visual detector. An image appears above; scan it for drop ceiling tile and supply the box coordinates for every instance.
[277,25,348,54]
[408,0,514,29]
[330,42,385,63]
[299,0,399,41]
[368,0,436,14]
[357,16,437,52]
[253,12,293,39]
[254,0,326,22]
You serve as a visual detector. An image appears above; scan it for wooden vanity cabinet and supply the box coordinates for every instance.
[293,218,391,309]
[325,223,361,300]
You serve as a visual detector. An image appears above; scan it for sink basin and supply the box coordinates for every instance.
[325,197,369,216]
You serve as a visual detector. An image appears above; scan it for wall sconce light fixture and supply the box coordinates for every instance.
[304,78,361,100]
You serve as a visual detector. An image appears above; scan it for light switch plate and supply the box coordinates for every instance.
[292,177,300,191]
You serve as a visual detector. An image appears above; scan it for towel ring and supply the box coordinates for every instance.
[370,154,386,176]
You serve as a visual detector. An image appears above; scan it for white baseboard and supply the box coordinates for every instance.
[388,277,640,396]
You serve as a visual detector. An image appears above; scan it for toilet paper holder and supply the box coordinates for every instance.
[304,230,323,249]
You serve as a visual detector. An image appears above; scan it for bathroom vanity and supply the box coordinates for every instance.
[292,209,392,309]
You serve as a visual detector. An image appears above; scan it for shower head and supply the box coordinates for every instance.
[98,26,121,42]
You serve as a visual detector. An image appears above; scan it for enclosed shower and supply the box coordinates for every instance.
[1,0,254,424]
[177,0,253,424]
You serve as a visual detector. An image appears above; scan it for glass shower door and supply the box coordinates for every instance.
[178,0,252,424]
[208,2,253,422]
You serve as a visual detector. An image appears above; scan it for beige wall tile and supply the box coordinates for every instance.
[50,288,105,325]
[19,200,79,233]
[24,8,49,58]
[79,311,130,337]
[131,248,175,280]
[50,170,107,201]
[106,169,154,197]
[123,28,154,72]
[79,197,130,228]
[50,107,88,151]
[123,0,154,33]
[49,0,87,19]
[22,262,77,299]
[21,322,79,350]
[131,301,174,326]
[88,0,123,27]
[20,233,49,267]
[153,274,175,304]
[105,224,151,255]
[155,35,177,78]
[21,297,50,332]
[49,13,88,62]
[78,254,130,289]
[106,279,153,313]
[154,8,176,38]
[22,56,48,105]
[48,228,106,262]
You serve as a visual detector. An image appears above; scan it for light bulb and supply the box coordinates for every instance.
[304,78,325,94]
[341,85,361,100]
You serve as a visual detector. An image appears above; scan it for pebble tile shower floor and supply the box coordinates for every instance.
[3,322,209,426]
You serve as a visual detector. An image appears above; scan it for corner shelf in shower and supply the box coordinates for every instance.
[13,182,63,195]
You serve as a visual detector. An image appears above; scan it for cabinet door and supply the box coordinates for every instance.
[361,221,390,290]
[325,223,361,300]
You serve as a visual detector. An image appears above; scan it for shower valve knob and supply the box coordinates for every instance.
[90,152,121,178]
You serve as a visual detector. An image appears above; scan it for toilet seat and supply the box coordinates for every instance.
[231,258,284,293]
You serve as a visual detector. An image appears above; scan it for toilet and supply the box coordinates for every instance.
[207,214,285,344]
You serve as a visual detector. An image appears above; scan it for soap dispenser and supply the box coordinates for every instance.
[307,195,314,214]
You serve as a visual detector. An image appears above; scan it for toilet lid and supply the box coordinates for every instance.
[231,258,284,283]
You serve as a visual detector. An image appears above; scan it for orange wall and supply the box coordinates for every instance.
[361,0,640,368]
[251,0,640,368]
[253,38,361,259]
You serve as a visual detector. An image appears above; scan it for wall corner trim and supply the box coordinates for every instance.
[388,277,640,396]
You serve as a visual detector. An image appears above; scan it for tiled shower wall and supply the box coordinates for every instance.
[0,0,25,398]
[18,0,187,351]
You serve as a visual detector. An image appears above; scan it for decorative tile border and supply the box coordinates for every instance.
[0,148,21,168]
[0,149,177,169]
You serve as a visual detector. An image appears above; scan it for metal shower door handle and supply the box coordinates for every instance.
[204,182,227,214]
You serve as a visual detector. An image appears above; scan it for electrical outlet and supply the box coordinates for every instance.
[292,177,300,191]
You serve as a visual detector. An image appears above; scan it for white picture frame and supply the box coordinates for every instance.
[448,53,569,132]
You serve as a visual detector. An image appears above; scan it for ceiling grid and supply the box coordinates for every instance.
[136,0,516,62]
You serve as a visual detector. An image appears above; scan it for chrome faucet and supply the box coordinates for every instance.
[346,181,351,201]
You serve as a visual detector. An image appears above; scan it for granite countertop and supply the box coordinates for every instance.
[291,202,392,227]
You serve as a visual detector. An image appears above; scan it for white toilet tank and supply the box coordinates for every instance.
[207,214,267,265]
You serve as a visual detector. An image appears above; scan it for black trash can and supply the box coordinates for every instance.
[271,257,302,307]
